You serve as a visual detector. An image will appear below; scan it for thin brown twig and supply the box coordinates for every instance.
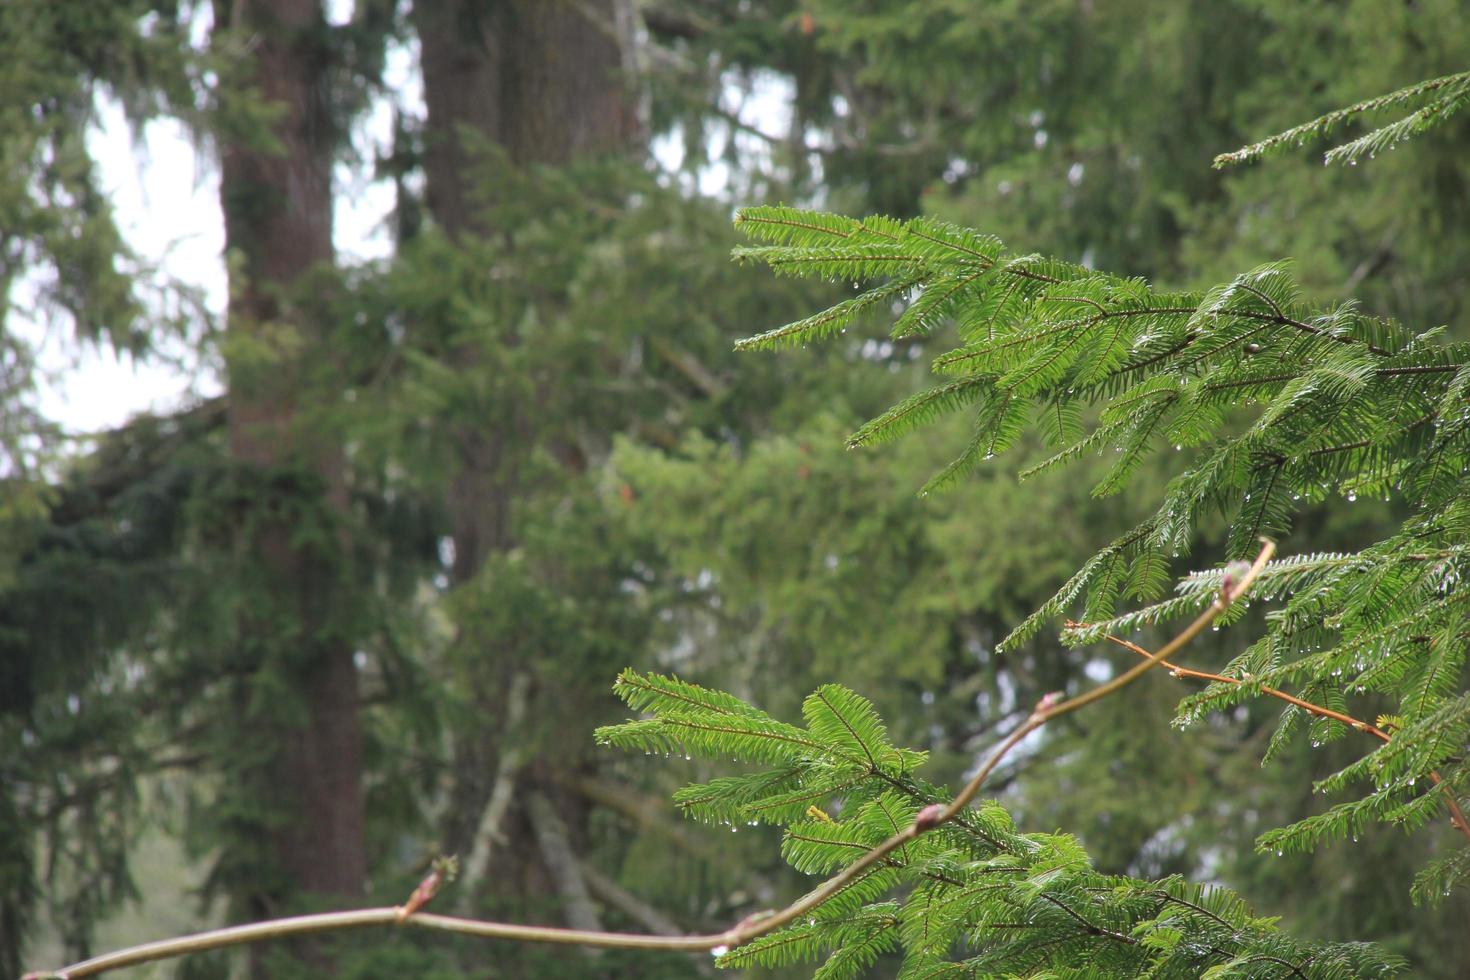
[1088,626,1470,843]
[1090,631,1393,742]
[29,542,1277,980]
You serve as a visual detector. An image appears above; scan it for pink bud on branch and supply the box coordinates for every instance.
[912,803,945,832]
[397,855,459,922]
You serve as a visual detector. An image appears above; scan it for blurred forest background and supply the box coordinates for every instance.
[3,1,1469,977]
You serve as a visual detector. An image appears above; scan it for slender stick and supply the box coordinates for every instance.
[1093,629,1470,843]
[1091,632,1392,740]
[29,543,1276,980]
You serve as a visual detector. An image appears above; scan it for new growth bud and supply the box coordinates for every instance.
[912,803,945,832]
[397,855,459,922]
[1220,560,1253,603]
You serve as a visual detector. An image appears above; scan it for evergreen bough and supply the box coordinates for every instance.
[729,72,1470,926]
[598,670,1402,978]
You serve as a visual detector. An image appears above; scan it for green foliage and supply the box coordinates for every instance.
[1214,70,1470,168]
[731,66,1470,915]
[610,408,1153,746]
[601,672,1405,977]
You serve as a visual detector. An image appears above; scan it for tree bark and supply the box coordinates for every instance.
[214,0,365,971]
[415,0,639,237]
[410,0,639,947]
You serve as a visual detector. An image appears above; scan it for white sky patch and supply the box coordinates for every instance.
[652,68,796,198]
[326,0,427,262]
[17,99,225,434]
[334,33,424,261]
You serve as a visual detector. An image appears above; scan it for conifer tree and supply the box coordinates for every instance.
[214,10,372,963]
[0,2,409,974]
[0,3,204,972]
[27,69,1470,980]
[407,2,641,931]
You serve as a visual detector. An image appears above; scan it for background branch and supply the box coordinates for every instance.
[456,671,532,909]
[527,790,605,945]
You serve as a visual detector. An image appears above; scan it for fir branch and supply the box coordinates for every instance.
[846,376,993,449]
[733,277,918,351]
[1214,71,1470,167]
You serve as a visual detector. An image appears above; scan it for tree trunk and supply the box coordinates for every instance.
[411,0,638,942]
[214,0,365,970]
